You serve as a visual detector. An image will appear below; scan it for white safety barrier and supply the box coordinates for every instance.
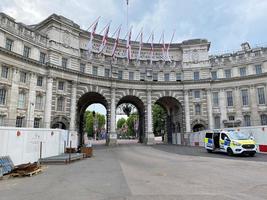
[0,127,78,165]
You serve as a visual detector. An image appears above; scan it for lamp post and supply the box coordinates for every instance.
[92,111,96,140]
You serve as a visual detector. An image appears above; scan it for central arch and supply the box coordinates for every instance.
[77,92,109,146]
[116,95,145,143]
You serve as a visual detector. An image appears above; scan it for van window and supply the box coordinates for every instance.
[221,133,228,140]
[206,132,213,139]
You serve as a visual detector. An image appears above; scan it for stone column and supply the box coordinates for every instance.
[206,89,214,129]
[69,81,77,131]
[8,68,19,126]
[184,90,191,132]
[44,76,53,128]
[219,89,227,128]
[146,90,155,145]
[234,87,242,121]
[250,86,259,125]
[109,88,117,145]
[27,73,37,127]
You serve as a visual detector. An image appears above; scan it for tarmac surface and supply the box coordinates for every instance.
[1,144,267,200]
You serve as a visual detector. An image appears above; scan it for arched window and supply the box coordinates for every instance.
[0,88,7,105]
[57,96,65,111]
[261,114,267,125]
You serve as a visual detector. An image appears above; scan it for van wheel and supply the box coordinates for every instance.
[227,148,233,156]
[249,152,256,157]
[207,149,212,153]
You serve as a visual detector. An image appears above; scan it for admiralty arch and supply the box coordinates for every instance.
[1,12,267,145]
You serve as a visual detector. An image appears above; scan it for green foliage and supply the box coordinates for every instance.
[84,111,106,137]
[126,114,138,136]
[152,104,166,136]
[117,118,126,129]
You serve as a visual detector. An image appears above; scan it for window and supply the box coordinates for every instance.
[176,73,182,81]
[57,96,65,111]
[37,76,43,87]
[58,81,64,90]
[0,116,5,126]
[18,92,26,109]
[92,66,98,76]
[40,52,46,64]
[20,71,27,83]
[214,116,220,129]
[1,66,9,79]
[34,118,41,128]
[255,65,262,75]
[228,116,235,121]
[212,92,219,106]
[241,89,249,106]
[164,73,170,81]
[224,69,231,78]
[35,95,43,110]
[0,88,6,105]
[244,115,251,126]
[195,104,201,115]
[194,90,200,99]
[80,63,85,73]
[226,91,233,106]
[193,71,200,80]
[260,114,267,125]
[153,73,158,81]
[118,70,123,80]
[23,46,31,58]
[16,116,24,127]
[257,87,265,105]
[239,67,246,77]
[62,58,68,68]
[129,72,134,80]
[104,68,110,77]
[211,71,217,80]
[5,38,13,51]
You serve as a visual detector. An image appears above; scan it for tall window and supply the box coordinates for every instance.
[20,71,27,83]
[57,96,65,111]
[34,118,41,128]
[16,116,24,127]
[224,69,231,78]
[212,92,219,106]
[193,71,200,80]
[211,71,217,80]
[18,92,26,109]
[58,81,64,90]
[239,67,246,77]
[37,76,43,87]
[214,116,220,129]
[1,66,9,79]
[0,89,7,105]
[92,66,98,76]
[244,115,251,126]
[105,69,110,77]
[129,72,134,80]
[228,116,235,121]
[241,89,249,106]
[80,63,85,73]
[23,46,31,58]
[62,58,68,68]
[118,70,123,80]
[176,73,182,81]
[40,52,46,64]
[226,91,233,106]
[257,87,265,104]
[194,90,200,99]
[140,72,145,81]
[195,104,201,115]
[35,95,43,110]
[5,38,13,51]
[0,115,5,126]
[164,73,170,81]
[255,65,262,75]
[260,114,267,125]
[153,73,158,81]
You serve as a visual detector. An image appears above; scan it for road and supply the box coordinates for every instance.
[1,144,267,200]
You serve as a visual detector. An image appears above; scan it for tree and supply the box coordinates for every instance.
[84,111,106,137]
[126,114,138,136]
[117,118,126,129]
[152,104,166,136]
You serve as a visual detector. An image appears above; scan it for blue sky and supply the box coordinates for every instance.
[1,0,267,54]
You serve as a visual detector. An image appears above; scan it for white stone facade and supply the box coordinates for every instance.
[0,13,267,145]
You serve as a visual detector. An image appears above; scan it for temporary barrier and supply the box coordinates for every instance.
[0,127,78,165]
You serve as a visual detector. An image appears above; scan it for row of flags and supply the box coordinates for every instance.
[86,18,175,63]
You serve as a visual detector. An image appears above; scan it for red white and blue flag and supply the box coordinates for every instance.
[111,25,121,57]
[99,23,110,53]
[86,18,99,57]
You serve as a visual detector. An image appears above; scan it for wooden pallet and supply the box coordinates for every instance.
[10,167,43,177]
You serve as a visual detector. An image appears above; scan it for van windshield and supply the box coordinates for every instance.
[228,131,250,140]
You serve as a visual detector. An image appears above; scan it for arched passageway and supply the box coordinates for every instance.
[192,124,205,132]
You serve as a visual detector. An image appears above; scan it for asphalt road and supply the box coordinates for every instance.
[1,144,267,200]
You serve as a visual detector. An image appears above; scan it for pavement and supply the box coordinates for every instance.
[1,144,267,200]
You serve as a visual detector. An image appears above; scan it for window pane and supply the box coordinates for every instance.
[261,115,267,125]
[93,66,98,76]
[80,63,85,73]
[255,65,262,75]
[118,71,123,80]
[241,89,249,106]
[194,71,200,80]
[20,72,27,83]
[1,66,8,79]
[23,46,31,58]
[194,90,200,99]
[35,95,43,110]
[225,69,231,78]
[195,104,201,115]
[0,89,6,105]
[212,92,219,106]
[211,71,217,80]
[129,72,134,80]
[257,87,265,104]
[239,67,246,76]
[58,81,64,90]
[244,115,251,126]
[37,76,43,87]
[105,69,110,77]
[40,52,46,64]
[57,97,64,111]
[164,73,169,81]
[5,38,13,51]
[214,116,220,129]
[176,73,181,81]
[18,93,25,108]
[153,73,158,81]
[62,58,68,68]
[226,91,233,106]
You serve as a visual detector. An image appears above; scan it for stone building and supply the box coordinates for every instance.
[0,12,267,145]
